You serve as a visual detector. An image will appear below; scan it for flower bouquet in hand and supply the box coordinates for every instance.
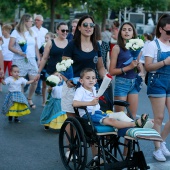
[18,40,28,63]
[125,38,144,60]
[56,59,76,84]
[125,38,144,72]
[46,75,60,104]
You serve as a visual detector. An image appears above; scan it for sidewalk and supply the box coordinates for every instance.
[148,161,170,170]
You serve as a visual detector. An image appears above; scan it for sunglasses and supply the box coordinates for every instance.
[35,19,41,22]
[82,22,95,28]
[61,29,69,33]
[162,27,170,35]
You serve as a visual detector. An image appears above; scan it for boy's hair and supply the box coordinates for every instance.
[80,68,96,78]
[10,65,18,72]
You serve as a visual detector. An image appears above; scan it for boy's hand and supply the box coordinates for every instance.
[90,97,99,106]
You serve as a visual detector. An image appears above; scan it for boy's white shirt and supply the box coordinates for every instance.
[73,85,100,117]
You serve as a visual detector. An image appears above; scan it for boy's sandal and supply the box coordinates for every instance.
[27,99,36,109]
[135,114,149,128]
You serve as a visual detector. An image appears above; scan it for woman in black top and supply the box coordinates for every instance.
[35,22,68,77]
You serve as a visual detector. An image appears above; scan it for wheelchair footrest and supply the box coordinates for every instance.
[104,151,149,170]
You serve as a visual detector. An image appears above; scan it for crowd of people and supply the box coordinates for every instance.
[0,12,170,164]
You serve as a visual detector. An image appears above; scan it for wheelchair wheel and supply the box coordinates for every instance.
[59,117,88,170]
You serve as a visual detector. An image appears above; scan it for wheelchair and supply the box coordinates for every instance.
[59,100,161,170]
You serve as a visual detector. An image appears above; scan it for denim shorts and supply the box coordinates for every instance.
[82,110,108,125]
[147,73,170,97]
[114,77,138,97]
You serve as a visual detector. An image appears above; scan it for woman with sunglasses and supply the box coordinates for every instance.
[35,22,68,78]
[144,14,170,162]
[60,15,106,158]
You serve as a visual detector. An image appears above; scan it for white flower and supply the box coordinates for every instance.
[56,59,74,72]
[125,42,132,49]
[126,38,144,51]
[47,75,60,84]
[56,63,67,72]
[18,40,26,45]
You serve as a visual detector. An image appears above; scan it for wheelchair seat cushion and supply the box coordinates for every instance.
[95,125,116,133]
[126,128,163,142]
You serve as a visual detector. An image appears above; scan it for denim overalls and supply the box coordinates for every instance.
[147,39,170,97]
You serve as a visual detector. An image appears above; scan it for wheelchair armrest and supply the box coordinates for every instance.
[75,106,87,110]
[114,100,130,107]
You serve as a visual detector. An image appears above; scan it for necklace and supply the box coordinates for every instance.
[82,43,91,52]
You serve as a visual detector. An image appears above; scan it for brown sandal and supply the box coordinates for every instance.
[27,99,36,109]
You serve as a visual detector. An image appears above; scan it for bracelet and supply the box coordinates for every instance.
[66,79,69,84]
[121,68,126,75]
[163,60,166,66]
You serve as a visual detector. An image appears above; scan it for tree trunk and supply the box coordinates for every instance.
[50,0,56,32]
[101,13,107,32]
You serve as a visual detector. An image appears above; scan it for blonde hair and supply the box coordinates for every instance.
[2,24,12,33]
[46,32,55,39]
[16,13,33,36]
[72,19,79,24]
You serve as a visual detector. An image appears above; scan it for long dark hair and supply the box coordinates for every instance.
[156,14,170,38]
[73,15,98,51]
[117,22,137,51]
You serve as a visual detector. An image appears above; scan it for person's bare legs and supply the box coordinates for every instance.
[162,97,170,140]
[150,97,166,149]
[42,81,47,106]
[27,75,37,108]
[114,94,138,156]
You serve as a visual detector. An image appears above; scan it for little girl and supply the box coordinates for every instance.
[40,74,67,130]
[1,65,34,122]
[39,32,56,106]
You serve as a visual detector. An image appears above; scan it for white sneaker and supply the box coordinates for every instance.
[153,149,166,161]
[65,151,73,161]
[65,151,77,161]
[94,156,104,164]
[160,142,170,157]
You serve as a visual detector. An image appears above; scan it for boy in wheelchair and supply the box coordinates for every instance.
[73,68,152,131]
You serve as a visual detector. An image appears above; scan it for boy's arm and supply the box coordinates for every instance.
[73,98,99,107]
[26,80,35,85]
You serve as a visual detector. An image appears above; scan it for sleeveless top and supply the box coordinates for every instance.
[116,47,136,79]
[46,39,65,75]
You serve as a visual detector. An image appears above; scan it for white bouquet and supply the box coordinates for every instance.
[125,38,144,51]
[125,38,144,62]
[46,75,61,104]
[18,40,28,63]
[56,59,74,80]
[56,59,73,72]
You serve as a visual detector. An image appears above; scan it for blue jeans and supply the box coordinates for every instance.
[147,73,170,97]
[114,77,138,97]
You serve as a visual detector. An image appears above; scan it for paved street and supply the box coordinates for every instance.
[0,82,170,169]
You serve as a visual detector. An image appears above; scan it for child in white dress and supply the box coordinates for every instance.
[1,65,34,122]
[40,75,67,130]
